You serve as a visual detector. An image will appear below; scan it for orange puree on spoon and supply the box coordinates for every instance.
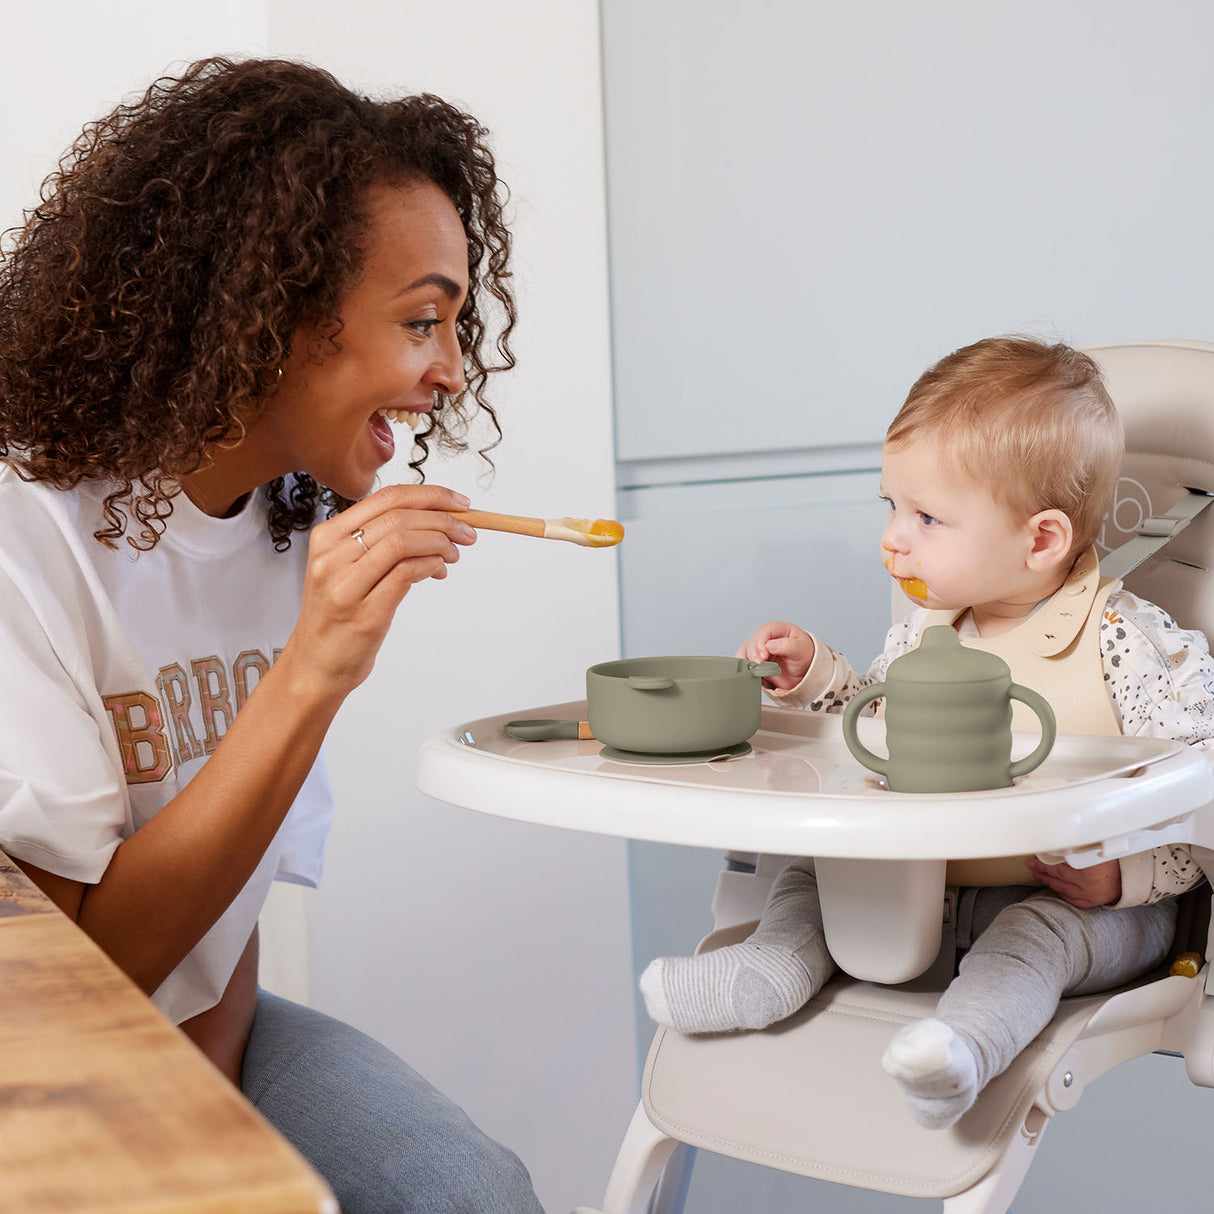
[564,517,625,547]
[588,518,625,544]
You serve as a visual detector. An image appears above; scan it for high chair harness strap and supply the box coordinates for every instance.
[1098,486,1214,582]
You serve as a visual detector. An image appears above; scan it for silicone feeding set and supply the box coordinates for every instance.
[505,631,1057,783]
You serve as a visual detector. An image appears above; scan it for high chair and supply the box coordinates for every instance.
[578,340,1214,1214]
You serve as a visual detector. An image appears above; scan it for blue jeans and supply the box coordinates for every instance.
[241,990,545,1213]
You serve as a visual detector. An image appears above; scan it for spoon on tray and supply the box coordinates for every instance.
[453,509,624,548]
[504,719,595,741]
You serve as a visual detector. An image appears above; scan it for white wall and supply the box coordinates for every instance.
[1,5,636,1212]
[0,4,266,225]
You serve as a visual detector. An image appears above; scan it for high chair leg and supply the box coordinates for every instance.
[574,1101,680,1214]
[939,1104,1050,1214]
[647,1143,696,1214]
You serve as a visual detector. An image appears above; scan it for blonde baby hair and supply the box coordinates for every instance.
[885,337,1124,555]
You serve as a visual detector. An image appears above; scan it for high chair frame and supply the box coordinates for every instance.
[573,340,1214,1214]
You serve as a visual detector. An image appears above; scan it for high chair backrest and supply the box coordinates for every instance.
[1087,340,1214,639]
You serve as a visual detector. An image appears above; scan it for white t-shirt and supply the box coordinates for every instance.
[0,465,334,1023]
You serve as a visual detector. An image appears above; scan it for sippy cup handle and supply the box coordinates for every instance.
[1007,684,1057,779]
[841,683,889,776]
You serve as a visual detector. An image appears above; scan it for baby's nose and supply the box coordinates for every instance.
[881,520,907,553]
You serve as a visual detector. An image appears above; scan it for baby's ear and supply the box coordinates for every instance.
[1026,509,1073,572]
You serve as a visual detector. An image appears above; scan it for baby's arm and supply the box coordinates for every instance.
[1110,595,1214,907]
[1035,592,1214,909]
[738,614,924,712]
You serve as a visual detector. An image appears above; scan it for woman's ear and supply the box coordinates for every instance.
[1026,509,1074,572]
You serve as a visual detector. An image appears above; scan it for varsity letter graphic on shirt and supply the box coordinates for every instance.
[103,648,284,784]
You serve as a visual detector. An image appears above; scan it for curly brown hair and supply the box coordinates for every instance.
[0,56,515,549]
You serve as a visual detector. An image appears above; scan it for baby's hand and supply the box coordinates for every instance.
[1028,857,1122,908]
[737,621,815,691]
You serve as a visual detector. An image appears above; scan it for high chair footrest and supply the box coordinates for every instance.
[641,977,1110,1200]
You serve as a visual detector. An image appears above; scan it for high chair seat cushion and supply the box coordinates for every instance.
[641,926,1198,1199]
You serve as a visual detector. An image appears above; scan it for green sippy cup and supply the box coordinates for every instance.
[841,626,1056,792]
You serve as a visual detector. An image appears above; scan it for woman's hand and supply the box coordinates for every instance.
[282,483,476,699]
[1028,856,1122,908]
[737,621,815,691]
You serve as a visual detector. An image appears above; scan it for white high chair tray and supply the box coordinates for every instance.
[417,702,1214,863]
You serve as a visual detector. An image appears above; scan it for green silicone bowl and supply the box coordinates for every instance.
[585,655,780,755]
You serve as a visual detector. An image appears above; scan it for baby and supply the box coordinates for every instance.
[640,337,1214,1129]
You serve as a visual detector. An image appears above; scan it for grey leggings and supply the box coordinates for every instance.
[756,860,1177,1090]
[943,882,1177,1090]
[241,990,544,1214]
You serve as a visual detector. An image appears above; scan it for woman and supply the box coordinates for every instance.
[0,56,543,1213]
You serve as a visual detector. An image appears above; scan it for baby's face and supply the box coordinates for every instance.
[879,438,1036,614]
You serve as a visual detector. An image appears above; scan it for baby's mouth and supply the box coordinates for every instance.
[883,558,927,600]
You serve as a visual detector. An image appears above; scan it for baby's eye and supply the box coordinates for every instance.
[918,512,939,526]
[877,494,893,510]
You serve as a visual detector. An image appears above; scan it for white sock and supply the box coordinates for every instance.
[639,942,815,1034]
[881,1018,980,1129]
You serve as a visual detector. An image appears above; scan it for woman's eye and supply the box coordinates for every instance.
[878,494,893,511]
[404,319,439,336]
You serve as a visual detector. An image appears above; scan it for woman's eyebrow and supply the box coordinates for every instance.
[395,273,463,299]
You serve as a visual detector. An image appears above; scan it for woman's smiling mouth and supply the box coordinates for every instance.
[378,407,424,427]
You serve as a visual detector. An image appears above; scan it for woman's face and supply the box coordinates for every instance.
[200,178,470,512]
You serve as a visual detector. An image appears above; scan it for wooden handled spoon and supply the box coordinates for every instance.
[453,510,624,548]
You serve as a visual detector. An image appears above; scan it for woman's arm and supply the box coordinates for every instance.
[13,483,473,995]
[68,647,340,993]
